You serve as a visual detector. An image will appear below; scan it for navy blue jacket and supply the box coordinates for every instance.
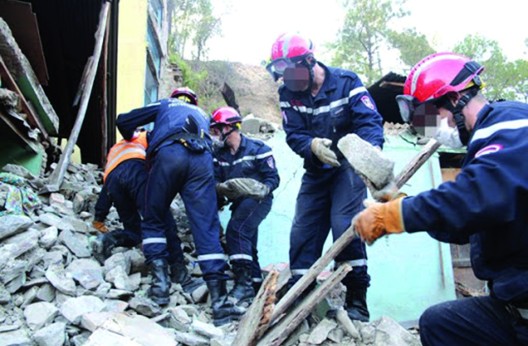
[213,134,280,195]
[279,62,384,172]
[116,98,211,156]
[402,101,528,303]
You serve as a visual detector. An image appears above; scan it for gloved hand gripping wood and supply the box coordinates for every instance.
[216,178,270,200]
[352,197,405,245]
[311,138,341,167]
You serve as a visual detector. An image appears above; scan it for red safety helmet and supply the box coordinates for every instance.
[397,52,484,122]
[210,107,242,127]
[170,87,198,105]
[266,33,314,81]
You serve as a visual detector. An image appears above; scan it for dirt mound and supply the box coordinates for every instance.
[165,60,282,125]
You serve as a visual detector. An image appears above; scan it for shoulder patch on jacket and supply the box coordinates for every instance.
[360,95,375,110]
[475,144,503,158]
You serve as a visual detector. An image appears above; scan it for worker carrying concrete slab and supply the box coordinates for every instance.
[266,32,385,322]
[210,106,280,312]
[353,52,528,345]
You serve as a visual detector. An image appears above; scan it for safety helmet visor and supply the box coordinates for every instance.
[396,95,419,123]
[266,56,306,81]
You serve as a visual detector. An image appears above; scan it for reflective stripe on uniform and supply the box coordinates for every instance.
[229,254,253,261]
[142,237,167,245]
[215,150,273,167]
[471,119,528,143]
[290,269,309,276]
[103,135,147,181]
[518,308,528,320]
[280,86,367,116]
[198,253,228,261]
[337,259,368,267]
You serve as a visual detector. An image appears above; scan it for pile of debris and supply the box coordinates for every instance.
[0,162,422,346]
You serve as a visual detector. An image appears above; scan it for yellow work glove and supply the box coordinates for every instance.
[353,197,405,245]
[311,138,341,167]
[92,220,108,233]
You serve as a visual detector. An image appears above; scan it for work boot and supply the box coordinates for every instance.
[252,280,262,294]
[148,258,171,306]
[206,280,245,326]
[345,287,370,322]
[227,260,255,308]
[169,262,205,294]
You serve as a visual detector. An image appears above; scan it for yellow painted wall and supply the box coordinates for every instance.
[116,0,148,123]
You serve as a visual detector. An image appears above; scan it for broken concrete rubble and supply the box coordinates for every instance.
[0,162,422,345]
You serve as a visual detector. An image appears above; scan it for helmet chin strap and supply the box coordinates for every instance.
[444,88,478,146]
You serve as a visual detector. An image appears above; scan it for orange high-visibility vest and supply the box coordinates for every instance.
[103,132,148,182]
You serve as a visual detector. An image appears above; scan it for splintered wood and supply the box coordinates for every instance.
[232,270,279,346]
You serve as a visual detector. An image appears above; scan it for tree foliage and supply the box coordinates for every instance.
[387,28,435,68]
[453,34,528,101]
[330,0,408,85]
[168,0,220,61]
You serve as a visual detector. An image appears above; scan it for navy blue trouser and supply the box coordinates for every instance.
[420,296,528,345]
[105,159,184,264]
[289,164,370,289]
[142,143,227,280]
[227,195,272,281]
[94,184,112,221]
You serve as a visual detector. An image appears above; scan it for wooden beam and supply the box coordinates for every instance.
[232,270,278,346]
[269,225,358,324]
[0,56,48,140]
[257,264,351,346]
[43,2,110,193]
[394,138,441,189]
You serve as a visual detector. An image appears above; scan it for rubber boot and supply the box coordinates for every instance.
[346,287,370,322]
[228,260,255,307]
[170,262,205,294]
[206,280,245,326]
[148,258,170,306]
[252,280,262,294]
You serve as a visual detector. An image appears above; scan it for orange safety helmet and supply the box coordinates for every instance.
[170,87,198,105]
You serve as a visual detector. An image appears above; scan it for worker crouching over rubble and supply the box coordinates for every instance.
[116,96,244,326]
[210,106,280,309]
[92,88,206,297]
[353,52,528,345]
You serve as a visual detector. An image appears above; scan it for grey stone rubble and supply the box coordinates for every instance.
[0,162,421,346]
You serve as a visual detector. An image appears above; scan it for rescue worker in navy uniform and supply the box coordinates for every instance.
[354,52,528,345]
[116,94,244,325]
[92,88,205,295]
[266,33,385,322]
[209,106,280,307]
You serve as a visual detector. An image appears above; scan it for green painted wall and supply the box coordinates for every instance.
[220,131,456,322]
